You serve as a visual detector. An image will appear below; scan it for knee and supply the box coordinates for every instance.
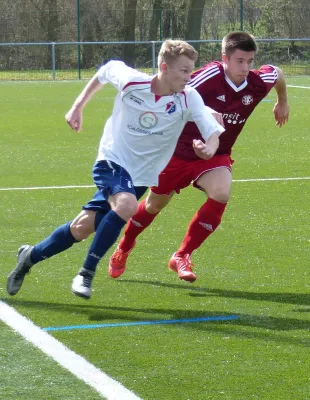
[144,192,173,214]
[113,198,138,221]
[70,217,95,241]
[209,188,230,204]
[145,199,164,214]
[214,193,230,203]
[125,201,139,219]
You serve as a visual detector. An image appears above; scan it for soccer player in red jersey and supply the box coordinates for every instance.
[108,31,290,282]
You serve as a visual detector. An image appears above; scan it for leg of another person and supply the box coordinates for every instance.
[169,167,232,282]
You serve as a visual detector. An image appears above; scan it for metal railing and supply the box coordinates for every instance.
[0,39,309,81]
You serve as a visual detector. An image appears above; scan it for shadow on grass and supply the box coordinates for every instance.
[3,287,310,349]
[120,278,310,306]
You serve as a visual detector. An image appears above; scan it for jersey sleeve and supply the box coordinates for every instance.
[187,105,217,122]
[96,61,139,91]
[187,88,225,140]
[189,62,222,94]
[253,65,278,94]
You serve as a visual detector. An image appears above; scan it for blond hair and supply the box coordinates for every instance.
[158,39,198,69]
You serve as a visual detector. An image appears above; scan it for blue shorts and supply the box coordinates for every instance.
[83,160,148,213]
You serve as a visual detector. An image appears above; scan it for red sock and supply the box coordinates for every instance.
[119,198,158,252]
[176,198,227,257]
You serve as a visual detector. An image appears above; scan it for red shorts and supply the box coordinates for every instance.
[151,155,234,195]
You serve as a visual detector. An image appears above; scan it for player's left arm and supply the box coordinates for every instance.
[273,67,290,127]
[205,106,224,127]
[188,89,225,160]
[192,136,219,160]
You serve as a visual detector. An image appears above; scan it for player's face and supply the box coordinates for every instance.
[222,49,255,86]
[164,55,195,93]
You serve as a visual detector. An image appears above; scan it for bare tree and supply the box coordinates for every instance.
[27,0,61,68]
[148,0,163,40]
[185,0,206,56]
[1,0,310,75]
[122,0,138,66]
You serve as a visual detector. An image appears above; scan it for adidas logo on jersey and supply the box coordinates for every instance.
[216,95,226,102]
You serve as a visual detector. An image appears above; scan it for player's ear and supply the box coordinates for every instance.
[222,54,228,63]
[161,62,168,73]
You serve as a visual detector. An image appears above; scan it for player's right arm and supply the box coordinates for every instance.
[65,61,137,133]
[65,75,104,132]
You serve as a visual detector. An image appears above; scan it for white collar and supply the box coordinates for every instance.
[225,74,248,92]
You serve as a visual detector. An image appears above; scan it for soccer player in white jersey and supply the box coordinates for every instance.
[7,39,224,299]
[108,31,290,282]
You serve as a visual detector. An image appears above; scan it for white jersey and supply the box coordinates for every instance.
[96,61,224,187]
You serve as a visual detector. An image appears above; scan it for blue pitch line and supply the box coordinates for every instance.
[42,315,239,332]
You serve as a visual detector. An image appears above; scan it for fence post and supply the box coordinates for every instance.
[152,41,156,74]
[240,0,244,30]
[77,0,81,80]
[159,7,163,41]
[51,42,56,81]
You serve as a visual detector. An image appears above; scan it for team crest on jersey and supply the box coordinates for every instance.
[242,95,253,105]
[165,101,176,114]
[139,111,158,129]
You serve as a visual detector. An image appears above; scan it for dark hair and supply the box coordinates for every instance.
[222,32,257,56]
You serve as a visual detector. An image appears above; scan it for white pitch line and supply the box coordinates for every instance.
[0,301,142,400]
[233,176,310,183]
[0,177,309,191]
[287,85,310,89]
[0,185,94,191]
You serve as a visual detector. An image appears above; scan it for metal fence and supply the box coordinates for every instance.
[0,39,309,81]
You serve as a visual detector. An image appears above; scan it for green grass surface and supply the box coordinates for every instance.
[0,80,309,399]
[0,323,103,399]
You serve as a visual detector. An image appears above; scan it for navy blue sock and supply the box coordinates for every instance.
[94,211,107,231]
[83,210,126,272]
[31,222,79,264]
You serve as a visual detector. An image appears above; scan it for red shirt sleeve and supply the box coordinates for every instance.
[252,64,278,95]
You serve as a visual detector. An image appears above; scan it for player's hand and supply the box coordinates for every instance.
[65,107,83,133]
[273,102,289,127]
[192,139,217,160]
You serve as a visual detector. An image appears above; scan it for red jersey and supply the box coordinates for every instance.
[174,61,278,160]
